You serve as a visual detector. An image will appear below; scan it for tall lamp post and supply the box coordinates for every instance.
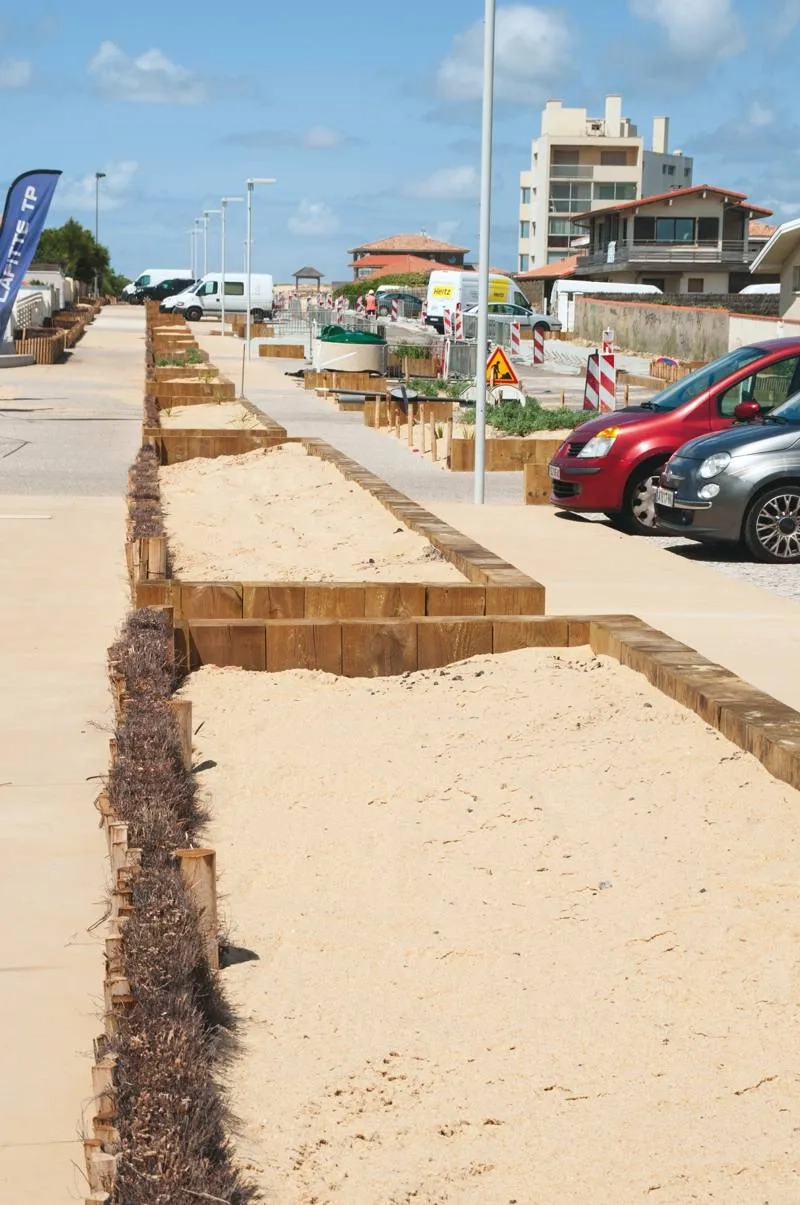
[473,0,496,505]
[195,217,206,276]
[94,171,106,298]
[242,176,276,397]
[186,228,197,277]
[220,196,243,336]
[204,209,221,272]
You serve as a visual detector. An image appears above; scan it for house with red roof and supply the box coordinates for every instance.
[349,232,469,280]
[568,184,776,294]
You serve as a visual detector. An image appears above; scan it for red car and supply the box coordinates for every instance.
[548,339,800,534]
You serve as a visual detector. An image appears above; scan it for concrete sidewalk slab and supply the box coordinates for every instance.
[0,308,143,1201]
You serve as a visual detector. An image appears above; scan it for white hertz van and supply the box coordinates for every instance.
[161,273,274,321]
[425,270,534,333]
[122,268,192,300]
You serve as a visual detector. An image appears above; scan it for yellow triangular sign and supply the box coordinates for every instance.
[485,344,519,386]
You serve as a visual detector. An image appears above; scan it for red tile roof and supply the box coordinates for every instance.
[749,220,778,240]
[352,253,469,277]
[571,184,773,224]
[349,232,469,254]
[516,256,579,280]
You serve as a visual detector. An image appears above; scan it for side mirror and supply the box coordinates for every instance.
[734,400,761,422]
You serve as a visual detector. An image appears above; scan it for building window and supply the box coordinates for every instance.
[551,148,580,164]
[550,181,591,213]
[518,254,529,272]
[519,220,530,239]
[793,265,800,293]
[697,217,720,243]
[594,182,637,201]
[520,186,531,205]
[662,164,676,176]
[547,251,569,263]
[600,150,628,166]
[687,277,705,293]
[684,166,691,177]
[655,217,695,243]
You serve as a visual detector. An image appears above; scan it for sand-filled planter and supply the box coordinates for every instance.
[159,443,466,583]
[186,647,800,1202]
[159,402,267,430]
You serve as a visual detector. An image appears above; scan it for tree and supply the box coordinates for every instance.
[334,273,431,304]
[35,219,113,289]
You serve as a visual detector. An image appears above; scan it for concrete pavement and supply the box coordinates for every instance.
[0,308,143,1200]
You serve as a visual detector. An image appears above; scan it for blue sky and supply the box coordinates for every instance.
[2,0,799,282]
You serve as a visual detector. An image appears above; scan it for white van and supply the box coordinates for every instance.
[425,270,533,333]
[550,279,663,332]
[162,273,274,321]
[122,268,192,300]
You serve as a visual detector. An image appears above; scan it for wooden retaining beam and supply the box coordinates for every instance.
[450,435,563,473]
[258,343,306,358]
[135,579,546,620]
[523,460,552,505]
[142,426,288,464]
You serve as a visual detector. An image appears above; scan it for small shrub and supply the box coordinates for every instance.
[460,398,585,435]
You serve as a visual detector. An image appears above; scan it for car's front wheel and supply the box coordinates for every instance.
[744,485,800,563]
[617,462,665,536]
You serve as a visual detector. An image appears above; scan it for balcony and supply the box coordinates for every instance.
[549,164,595,179]
[577,240,756,270]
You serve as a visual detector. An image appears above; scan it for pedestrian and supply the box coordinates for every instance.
[364,289,377,318]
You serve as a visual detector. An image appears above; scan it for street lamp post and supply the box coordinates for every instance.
[195,218,206,276]
[187,229,197,277]
[94,171,106,298]
[220,197,243,337]
[473,0,496,505]
[242,176,276,397]
[204,209,221,272]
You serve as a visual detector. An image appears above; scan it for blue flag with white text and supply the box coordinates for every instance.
[0,169,61,339]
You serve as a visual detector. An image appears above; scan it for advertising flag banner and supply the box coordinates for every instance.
[0,169,62,339]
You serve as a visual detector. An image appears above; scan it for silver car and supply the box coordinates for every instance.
[463,302,561,331]
[655,394,800,562]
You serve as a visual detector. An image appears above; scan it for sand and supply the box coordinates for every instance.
[186,649,800,1203]
[159,444,463,582]
[158,402,265,429]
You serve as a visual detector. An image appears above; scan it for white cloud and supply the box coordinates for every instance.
[746,100,775,128]
[437,5,570,102]
[87,40,204,103]
[406,166,479,200]
[55,161,139,213]
[629,0,745,60]
[772,0,800,37]
[288,200,339,237]
[302,126,346,149]
[0,58,31,88]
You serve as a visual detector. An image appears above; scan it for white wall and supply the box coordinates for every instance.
[728,313,800,349]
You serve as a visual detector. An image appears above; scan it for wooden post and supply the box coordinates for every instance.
[407,400,414,447]
[420,404,426,453]
[138,535,167,580]
[429,410,435,461]
[625,382,630,405]
[168,698,193,770]
[560,390,566,406]
[446,416,454,461]
[175,849,219,970]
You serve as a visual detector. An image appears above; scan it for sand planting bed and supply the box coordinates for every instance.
[158,401,265,429]
[188,648,800,1203]
[159,443,464,582]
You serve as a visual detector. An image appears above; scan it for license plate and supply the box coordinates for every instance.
[548,464,561,481]
[655,487,674,507]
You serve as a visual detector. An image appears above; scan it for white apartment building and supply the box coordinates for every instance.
[518,95,693,271]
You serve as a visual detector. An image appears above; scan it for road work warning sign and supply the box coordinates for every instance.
[485,345,519,386]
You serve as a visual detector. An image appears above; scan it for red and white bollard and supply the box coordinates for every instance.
[443,308,453,338]
[583,351,616,412]
[510,321,521,358]
[533,326,545,365]
[391,298,399,322]
[454,302,464,342]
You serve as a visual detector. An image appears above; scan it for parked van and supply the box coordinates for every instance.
[550,279,662,332]
[122,268,192,300]
[161,273,274,321]
[425,270,532,333]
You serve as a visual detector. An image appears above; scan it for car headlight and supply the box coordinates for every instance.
[698,452,731,479]
[577,427,621,458]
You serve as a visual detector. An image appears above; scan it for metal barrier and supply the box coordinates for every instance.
[446,340,478,379]
[13,291,48,333]
[461,314,512,348]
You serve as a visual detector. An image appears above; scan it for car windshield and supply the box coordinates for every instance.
[769,390,800,423]
[649,346,765,412]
